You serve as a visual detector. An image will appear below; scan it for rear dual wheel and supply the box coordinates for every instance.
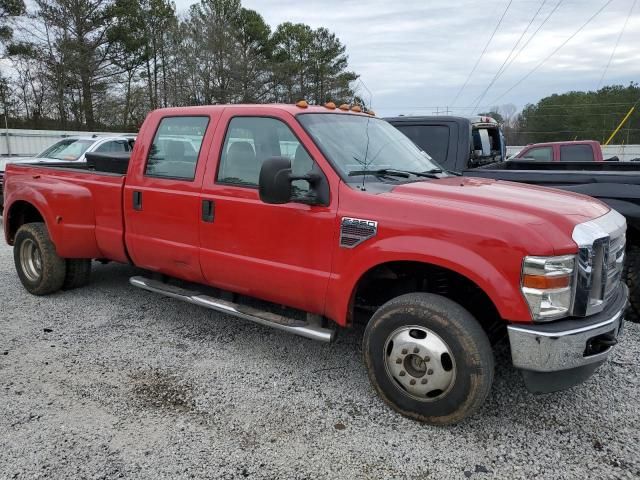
[363,293,494,425]
[14,222,91,295]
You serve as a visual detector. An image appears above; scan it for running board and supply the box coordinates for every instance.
[129,276,336,343]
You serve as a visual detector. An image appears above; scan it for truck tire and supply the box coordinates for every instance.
[13,222,66,296]
[363,292,494,425]
[63,259,92,290]
[624,245,639,323]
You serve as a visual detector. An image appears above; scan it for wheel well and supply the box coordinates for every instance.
[350,261,505,343]
[6,201,45,244]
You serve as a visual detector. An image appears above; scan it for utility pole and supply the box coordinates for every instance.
[0,82,10,157]
[433,106,453,115]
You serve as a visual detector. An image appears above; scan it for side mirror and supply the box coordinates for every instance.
[259,157,293,204]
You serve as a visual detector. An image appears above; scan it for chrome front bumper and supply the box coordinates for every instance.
[507,283,627,391]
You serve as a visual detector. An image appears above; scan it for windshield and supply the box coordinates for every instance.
[38,139,94,161]
[298,114,442,181]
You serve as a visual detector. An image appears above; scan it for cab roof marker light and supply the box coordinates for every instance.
[350,105,362,113]
[295,100,308,108]
[338,103,349,111]
[324,102,336,110]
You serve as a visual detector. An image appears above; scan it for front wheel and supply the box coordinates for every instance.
[363,293,494,425]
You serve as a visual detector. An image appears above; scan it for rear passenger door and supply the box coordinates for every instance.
[124,114,214,282]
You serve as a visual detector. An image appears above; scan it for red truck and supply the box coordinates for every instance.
[512,140,605,162]
[2,104,629,425]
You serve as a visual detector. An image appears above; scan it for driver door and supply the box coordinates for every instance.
[199,109,338,314]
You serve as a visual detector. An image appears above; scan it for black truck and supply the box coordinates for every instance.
[387,116,640,321]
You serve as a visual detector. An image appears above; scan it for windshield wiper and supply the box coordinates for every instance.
[424,168,461,176]
[348,168,440,179]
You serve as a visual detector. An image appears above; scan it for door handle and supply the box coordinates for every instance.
[201,199,215,222]
[133,191,143,210]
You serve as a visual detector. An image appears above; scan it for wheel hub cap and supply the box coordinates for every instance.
[20,238,43,282]
[384,326,456,401]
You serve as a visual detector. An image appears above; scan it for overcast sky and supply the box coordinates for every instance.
[174,0,640,117]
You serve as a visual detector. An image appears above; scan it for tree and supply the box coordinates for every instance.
[308,27,356,104]
[35,0,118,128]
[2,0,360,130]
[271,22,313,103]
[186,0,243,104]
[515,83,640,144]
[271,23,357,104]
[232,7,270,102]
[0,0,25,43]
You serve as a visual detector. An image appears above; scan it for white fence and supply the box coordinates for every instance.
[2,128,640,161]
[0,128,134,157]
[507,145,640,161]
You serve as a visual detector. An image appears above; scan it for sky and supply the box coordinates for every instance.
[174,0,640,117]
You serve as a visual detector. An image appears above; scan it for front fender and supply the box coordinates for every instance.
[4,172,100,258]
[324,235,532,326]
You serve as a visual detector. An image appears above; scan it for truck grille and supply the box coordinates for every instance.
[603,233,625,304]
[572,210,627,317]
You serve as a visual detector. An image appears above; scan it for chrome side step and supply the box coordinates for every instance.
[129,276,336,343]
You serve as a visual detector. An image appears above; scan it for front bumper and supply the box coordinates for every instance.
[507,283,627,393]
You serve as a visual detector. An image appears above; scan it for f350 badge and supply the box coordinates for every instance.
[340,217,378,248]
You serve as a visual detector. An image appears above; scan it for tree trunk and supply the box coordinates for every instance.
[123,70,133,128]
[160,40,168,108]
[81,72,94,129]
[146,58,154,109]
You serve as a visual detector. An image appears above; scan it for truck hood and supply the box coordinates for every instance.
[387,176,610,252]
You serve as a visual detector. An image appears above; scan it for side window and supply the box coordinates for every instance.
[522,146,552,161]
[145,116,209,180]
[217,117,314,191]
[94,140,130,154]
[396,125,450,163]
[560,144,594,162]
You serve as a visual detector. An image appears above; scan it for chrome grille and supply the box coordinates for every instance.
[603,233,625,304]
[572,210,627,317]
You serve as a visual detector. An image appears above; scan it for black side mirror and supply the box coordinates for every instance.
[259,157,293,204]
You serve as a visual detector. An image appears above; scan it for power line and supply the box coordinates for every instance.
[597,0,636,89]
[471,0,548,113]
[388,102,638,110]
[517,129,640,133]
[449,0,513,106]
[488,0,614,106]
[496,0,564,86]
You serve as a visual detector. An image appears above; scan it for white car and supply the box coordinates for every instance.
[1,135,135,210]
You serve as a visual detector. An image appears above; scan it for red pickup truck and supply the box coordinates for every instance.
[513,140,605,162]
[2,104,629,424]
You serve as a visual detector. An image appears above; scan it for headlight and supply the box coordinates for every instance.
[521,255,575,322]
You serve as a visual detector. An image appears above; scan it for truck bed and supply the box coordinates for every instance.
[3,162,128,262]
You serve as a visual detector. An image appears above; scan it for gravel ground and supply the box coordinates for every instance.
[1,222,639,480]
